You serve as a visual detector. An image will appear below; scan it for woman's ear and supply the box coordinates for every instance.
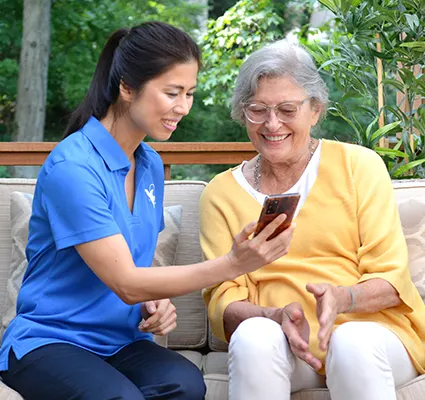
[119,80,134,103]
[311,101,323,127]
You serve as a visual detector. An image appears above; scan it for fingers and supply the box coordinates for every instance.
[317,308,334,351]
[294,350,323,371]
[142,314,177,335]
[139,299,177,335]
[255,214,287,241]
[306,283,326,297]
[235,221,257,243]
[140,300,156,321]
[281,309,309,352]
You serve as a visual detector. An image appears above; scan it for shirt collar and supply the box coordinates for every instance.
[81,116,132,171]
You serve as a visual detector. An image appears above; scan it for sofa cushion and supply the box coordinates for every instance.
[2,191,183,334]
[162,181,208,349]
[0,380,23,400]
[393,181,425,302]
[176,350,203,370]
[2,192,33,331]
[153,205,183,267]
[203,374,425,400]
[204,374,228,400]
[203,351,228,375]
[0,179,36,321]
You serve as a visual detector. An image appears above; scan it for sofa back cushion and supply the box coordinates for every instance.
[0,179,207,349]
[161,181,207,349]
[393,180,425,302]
[0,179,36,323]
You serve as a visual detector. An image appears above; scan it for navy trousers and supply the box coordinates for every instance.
[1,340,206,400]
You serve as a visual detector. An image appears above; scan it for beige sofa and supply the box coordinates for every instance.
[1,178,425,399]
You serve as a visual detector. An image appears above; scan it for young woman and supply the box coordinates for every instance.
[0,22,294,400]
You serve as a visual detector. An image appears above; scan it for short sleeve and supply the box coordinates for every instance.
[353,147,415,313]
[41,161,121,250]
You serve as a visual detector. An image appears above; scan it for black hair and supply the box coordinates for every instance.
[63,21,201,138]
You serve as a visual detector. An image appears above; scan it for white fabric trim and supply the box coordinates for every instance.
[232,140,322,218]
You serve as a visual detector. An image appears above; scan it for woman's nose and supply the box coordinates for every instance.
[264,108,281,131]
[174,98,191,116]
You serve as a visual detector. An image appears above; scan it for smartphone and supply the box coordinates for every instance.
[254,193,301,240]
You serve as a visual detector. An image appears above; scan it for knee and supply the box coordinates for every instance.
[230,317,288,360]
[327,322,384,372]
[173,358,206,400]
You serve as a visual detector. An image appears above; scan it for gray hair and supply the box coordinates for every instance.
[231,39,329,124]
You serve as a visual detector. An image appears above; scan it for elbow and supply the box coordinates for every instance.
[116,285,152,305]
[118,290,140,305]
[113,276,149,305]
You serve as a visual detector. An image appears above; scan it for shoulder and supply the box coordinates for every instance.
[201,168,237,203]
[39,158,103,198]
[322,139,386,175]
[46,132,96,168]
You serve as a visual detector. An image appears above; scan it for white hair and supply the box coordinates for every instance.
[231,39,329,124]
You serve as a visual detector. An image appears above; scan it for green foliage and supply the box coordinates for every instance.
[309,0,425,178]
[200,0,286,108]
[0,0,204,141]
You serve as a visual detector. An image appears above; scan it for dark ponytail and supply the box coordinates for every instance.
[63,22,201,138]
[64,29,129,137]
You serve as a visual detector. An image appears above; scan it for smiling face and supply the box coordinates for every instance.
[245,75,321,165]
[122,61,198,141]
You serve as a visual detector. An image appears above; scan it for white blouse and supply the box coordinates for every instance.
[232,140,322,219]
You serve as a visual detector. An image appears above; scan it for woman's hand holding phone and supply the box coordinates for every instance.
[226,213,295,277]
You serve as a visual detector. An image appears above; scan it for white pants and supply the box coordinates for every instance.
[228,317,418,400]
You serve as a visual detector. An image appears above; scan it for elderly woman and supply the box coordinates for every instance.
[200,39,425,400]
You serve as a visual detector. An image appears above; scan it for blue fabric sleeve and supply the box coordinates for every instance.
[41,161,121,250]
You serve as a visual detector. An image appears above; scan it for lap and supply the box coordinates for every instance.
[2,340,205,400]
[328,321,418,387]
[2,343,144,400]
[107,340,205,399]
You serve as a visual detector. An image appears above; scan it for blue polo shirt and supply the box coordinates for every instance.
[0,116,165,371]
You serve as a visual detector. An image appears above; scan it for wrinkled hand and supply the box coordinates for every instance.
[306,283,340,351]
[139,299,177,336]
[275,303,322,371]
[228,214,295,276]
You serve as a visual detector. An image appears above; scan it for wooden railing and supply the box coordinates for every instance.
[0,142,257,179]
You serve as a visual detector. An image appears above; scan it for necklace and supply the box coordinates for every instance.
[253,137,316,193]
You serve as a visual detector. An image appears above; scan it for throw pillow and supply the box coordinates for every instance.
[3,191,183,332]
[2,191,33,331]
[152,205,183,267]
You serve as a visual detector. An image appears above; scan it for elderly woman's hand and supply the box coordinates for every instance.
[274,302,322,371]
[306,283,347,351]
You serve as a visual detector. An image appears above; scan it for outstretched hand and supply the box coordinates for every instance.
[306,283,340,351]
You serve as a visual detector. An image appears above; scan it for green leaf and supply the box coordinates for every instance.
[394,159,425,178]
[400,42,425,50]
[365,115,379,139]
[318,57,348,71]
[318,0,339,14]
[375,147,408,158]
[371,121,402,142]
[405,14,420,31]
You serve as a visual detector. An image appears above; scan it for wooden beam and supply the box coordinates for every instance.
[0,142,257,166]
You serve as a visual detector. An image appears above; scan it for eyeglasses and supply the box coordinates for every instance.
[243,98,310,124]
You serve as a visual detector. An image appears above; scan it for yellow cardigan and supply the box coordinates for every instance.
[200,139,425,374]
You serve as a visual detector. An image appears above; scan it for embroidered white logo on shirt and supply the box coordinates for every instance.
[145,184,156,207]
